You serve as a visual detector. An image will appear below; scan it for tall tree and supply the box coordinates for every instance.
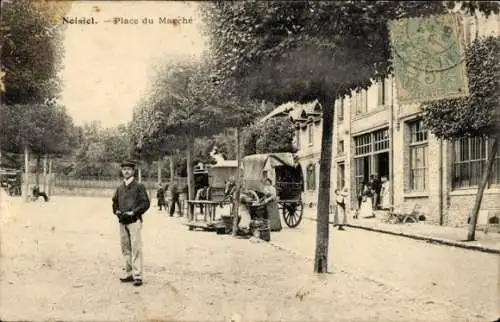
[135,58,263,201]
[201,1,499,273]
[57,122,134,179]
[0,103,76,183]
[1,0,71,105]
[129,99,189,180]
[423,36,500,241]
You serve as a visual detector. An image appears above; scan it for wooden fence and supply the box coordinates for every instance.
[22,174,188,197]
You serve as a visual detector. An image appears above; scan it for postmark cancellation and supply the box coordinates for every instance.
[389,14,470,104]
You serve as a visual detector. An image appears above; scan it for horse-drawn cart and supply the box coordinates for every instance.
[185,153,304,234]
[241,153,304,229]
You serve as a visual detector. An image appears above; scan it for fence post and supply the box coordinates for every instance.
[23,146,29,202]
[48,158,53,195]
[43,154,48,192]
[232,127,241,237]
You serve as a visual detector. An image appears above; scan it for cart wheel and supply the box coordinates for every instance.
[283,202,303,228]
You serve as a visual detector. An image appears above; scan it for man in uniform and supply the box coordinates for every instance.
[112,160,150,286]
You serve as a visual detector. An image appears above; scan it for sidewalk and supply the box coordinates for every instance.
[302,207,500,254]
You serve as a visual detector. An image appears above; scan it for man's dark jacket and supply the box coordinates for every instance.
[112,180,150,224]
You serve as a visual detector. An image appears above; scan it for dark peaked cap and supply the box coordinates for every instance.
[120,160,136,168]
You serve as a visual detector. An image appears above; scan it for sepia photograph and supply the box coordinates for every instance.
[0,1,499,321]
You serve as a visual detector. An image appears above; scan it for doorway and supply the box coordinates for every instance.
[374,152,389,179]
[354,156,370,190]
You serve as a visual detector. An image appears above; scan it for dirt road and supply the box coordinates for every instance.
[0,196,491,321]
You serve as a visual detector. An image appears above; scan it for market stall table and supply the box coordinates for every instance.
[185,200,222,231]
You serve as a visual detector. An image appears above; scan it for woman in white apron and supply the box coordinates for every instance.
[380,176,391,210]
[359,183,374,218]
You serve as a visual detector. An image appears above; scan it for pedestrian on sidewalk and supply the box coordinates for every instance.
[333,187,348,230]
[358,183,374,218]
[112,160,150,287]
[156,183,167,211]
[380,176,391,210]
[369,174,381,211]
[356,181,367,217]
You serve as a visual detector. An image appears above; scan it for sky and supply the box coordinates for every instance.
[61,1,206,128]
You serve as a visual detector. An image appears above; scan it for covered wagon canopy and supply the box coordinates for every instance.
[208,160,238,188]
[241,153,296,192]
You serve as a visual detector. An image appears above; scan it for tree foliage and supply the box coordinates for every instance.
[242,126,261,157]
[65,122,134,178]
[423,36,500,139]
[0,104,76,157]
[1,0,71,104]
[211,129,238,160]
[256,117,298,154]
[243,117,298,156]
[201,1,498,103]
[130,58,265,172]
[141,58,264,140]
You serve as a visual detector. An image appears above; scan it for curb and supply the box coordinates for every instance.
[303,216,500,255]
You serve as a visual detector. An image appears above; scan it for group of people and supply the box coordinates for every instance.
[237,177,281,238]
[332,174,391,230]
[356,174,391,219]
[156,177,237,216]
[155,180,184,217]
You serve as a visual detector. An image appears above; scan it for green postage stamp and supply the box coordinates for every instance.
[389,14,469,104]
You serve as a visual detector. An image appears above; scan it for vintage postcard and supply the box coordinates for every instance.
[1,1,499,321]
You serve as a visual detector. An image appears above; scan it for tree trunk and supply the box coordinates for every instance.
[314,99,334,273]
[186,139,195,201]
[43,154,47,192]
[157,157,162,183]
[169,155,175,181]
[48,158,53,196]
[467,135,498,241]
[23,146,29,202]
[232,127,241,237]
[138,167,142,183]
[35,154,41,186]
